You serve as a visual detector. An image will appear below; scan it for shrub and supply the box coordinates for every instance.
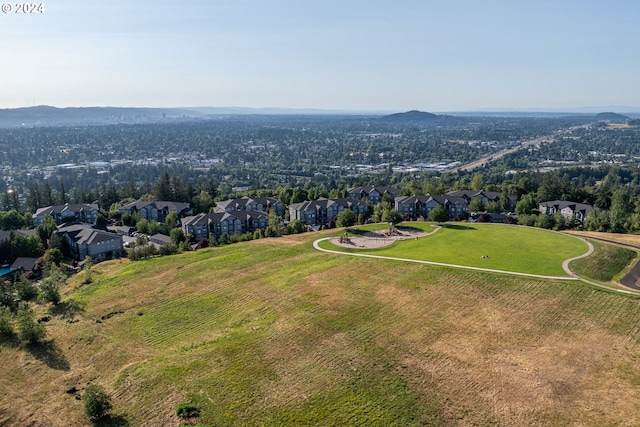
[84,384,112,420]
[16,301,46,344]
[82,256,93,285]
[0,305,14,338]
[159,243,180,256]
[176,401,200,419]
[38,265,66,305]
[15,274,38,301]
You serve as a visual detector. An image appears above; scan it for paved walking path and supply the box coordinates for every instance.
[313,233,640,297]
[560,235,640,295]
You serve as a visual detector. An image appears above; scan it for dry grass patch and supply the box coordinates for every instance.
[565,230,640,247]
[3,232,640,426]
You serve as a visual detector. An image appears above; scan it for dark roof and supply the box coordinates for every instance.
[33,203,98,217]
[10,257,38,272]
[539,200,594,211]
[290,197,365,212]
[347,186,400,195]
[216,196,281,212]
[446,189,503,200]
[107,225,135,233]
[182,211,242,227]
[396,194,468,205]
[58,223,122,245]
[332,198,366,208]
[150,233,172,244]
[119,200,191,212]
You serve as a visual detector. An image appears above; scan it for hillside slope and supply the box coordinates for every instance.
[1,230,640,426]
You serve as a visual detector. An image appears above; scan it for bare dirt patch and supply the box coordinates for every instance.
[329,226,439,249]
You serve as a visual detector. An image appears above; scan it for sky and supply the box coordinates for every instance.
[1,0,640,112]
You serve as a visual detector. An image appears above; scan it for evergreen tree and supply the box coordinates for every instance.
[154,173,173,201]
[42,180,53,207]
[58,179,67,204]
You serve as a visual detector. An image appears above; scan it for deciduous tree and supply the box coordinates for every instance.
[429,206,449,224]
[16,302,46,344]
[83,384,112,420]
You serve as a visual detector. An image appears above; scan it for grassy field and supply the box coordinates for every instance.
[2,230,640,426]
[570,239,637,283]
[321,223,588,276]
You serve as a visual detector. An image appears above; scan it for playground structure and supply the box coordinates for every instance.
[330,225,440,249]
[384,222,403,237]
[339,234,352,244]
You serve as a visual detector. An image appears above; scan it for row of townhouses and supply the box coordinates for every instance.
[289,198,367,226]
[32,203,99,226]
[394,190,518,220]
[182,210,269,241]
[26,189,595,260]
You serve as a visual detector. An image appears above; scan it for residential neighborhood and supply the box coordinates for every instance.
[0,185,605,275]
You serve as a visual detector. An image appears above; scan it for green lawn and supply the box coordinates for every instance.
[569,239,637,283]
[320,223,589,277]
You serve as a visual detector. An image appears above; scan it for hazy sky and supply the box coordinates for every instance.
[1,0,639,111]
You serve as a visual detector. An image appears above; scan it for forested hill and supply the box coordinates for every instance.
[379,110,440,122]
[595,112,629,122]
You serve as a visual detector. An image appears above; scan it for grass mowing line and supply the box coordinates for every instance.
[313,237,577,281]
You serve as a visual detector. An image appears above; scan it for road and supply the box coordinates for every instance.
[449,124,592,173]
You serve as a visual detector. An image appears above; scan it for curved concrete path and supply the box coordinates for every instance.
[313,233,640,297]
[561,236,640,296]
[562,237,595,277]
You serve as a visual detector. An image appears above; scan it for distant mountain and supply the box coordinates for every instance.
[0,106,205,128]
[379,110,440,122]
[595,112,629,122]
